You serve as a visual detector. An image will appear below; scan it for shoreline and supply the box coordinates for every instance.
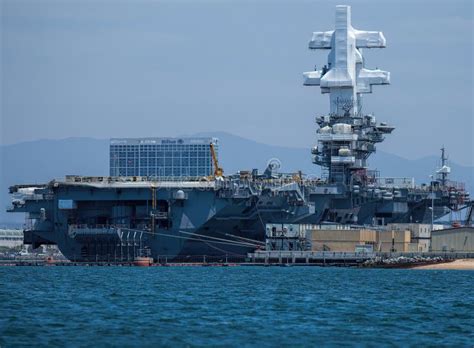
[411,259,474,270]
[2,254,474,268]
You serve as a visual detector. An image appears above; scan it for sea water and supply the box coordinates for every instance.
[1,267,473,347]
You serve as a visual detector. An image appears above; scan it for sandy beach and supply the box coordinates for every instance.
[413,259,474,270]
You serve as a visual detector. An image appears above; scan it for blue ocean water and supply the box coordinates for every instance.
[0,267,473,347]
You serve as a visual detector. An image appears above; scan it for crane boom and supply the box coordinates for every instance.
[209,142,223,178]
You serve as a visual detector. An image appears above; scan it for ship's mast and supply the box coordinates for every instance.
[304,5,393,185]
[437,146,450,187]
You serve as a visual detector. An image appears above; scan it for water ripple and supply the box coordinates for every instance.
[0,267,473,347]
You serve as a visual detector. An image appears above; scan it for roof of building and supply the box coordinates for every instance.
[110,137,218,146]
[432,227,474,234]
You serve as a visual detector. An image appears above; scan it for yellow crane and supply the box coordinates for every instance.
[209,142,224,178]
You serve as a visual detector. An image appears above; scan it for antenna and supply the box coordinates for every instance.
[437,146,450,187]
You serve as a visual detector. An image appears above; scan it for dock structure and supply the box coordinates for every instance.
[247,250,375,266]
[2,251,473,267]
[246,222,474,266]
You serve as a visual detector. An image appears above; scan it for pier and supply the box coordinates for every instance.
[1,252,473,268]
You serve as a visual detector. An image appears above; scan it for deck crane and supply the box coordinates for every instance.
[209,142,223,178]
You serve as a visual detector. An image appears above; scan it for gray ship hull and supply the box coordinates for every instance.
[10,176,456,262]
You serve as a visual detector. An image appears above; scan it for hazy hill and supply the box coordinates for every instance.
[1,132,472,224]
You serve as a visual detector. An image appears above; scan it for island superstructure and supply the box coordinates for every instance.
[304,5,392,185]
[7,5,470,262]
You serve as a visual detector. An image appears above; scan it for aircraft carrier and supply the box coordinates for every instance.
[7,5,470,262]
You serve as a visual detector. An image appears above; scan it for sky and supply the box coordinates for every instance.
[1,0,473,166]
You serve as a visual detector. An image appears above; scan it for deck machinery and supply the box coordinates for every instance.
[7,5,470,262]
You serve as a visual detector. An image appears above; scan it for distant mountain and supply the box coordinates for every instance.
[1,133,472,224]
